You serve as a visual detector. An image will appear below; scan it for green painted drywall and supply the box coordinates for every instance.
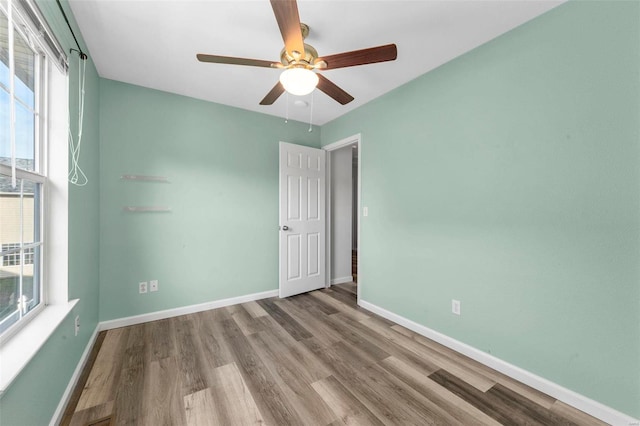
[4,0,638,422]
[322,1,639,418]
[0,1,101,425]
[98,80,320,321]
[0,314,91,425]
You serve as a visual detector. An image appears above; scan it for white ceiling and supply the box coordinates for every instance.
[68,0,564,126]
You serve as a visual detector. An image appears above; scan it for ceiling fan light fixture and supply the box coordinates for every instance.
[279,68,318,96]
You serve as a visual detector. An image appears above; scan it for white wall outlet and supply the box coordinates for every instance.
[452,299,461,315]
[363,206,369,217]
[74,315,80,336]
[139,281,148,294]
[150,280,158,292]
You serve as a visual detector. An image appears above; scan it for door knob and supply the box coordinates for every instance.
[282,226,289,231]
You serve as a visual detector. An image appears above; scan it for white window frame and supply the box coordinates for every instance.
[0,0,74,396]
[0,0,48,343]
[0,169,47,338]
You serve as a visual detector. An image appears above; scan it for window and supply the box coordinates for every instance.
[1,244,35,266]
[0,0,70,393]
[0,0,61,339]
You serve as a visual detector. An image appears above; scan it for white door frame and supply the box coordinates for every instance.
[323,133,362,305]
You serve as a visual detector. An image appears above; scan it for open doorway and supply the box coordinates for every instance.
[352,146,358,284]
[324,134,361,303]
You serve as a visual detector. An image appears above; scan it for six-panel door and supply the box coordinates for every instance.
[279,142,326,298]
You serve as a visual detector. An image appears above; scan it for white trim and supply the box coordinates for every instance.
[49,324,100,426]
[323,134,362,304]
[356,140,361,304]
[322,134,362,152]
[46,60,69,306]
[324,152,332,289]
[359,299,640,426]
[99,290,278,331]
[0,34,68,344]
[0,299,78,395]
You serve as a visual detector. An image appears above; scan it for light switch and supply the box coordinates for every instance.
[363,206,369,217]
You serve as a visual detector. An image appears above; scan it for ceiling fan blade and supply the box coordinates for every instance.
[270,0,305,57]
[316,74,354,105]
[260,81,285,105]
[316,44,397,70]
[197,54,279,68]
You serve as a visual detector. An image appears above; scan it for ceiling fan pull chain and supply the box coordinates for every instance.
[308,90,314,132]
[285,91,289,123]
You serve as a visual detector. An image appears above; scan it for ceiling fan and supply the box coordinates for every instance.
[196,0,397,106]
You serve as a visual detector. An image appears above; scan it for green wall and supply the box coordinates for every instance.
[0,1,101,425]
[322,1,639,418]
[3,0,638,423]
[98,80,320,321]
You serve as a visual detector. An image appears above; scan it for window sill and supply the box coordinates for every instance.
[0,299,78,397]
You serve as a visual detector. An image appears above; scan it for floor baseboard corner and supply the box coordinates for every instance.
[358,299,639,426]
[49,324,100,426]
[99,289,278,331]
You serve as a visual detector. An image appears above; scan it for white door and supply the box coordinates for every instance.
[279,142,326,298]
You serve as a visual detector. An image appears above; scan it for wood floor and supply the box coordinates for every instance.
[62,283,605,426]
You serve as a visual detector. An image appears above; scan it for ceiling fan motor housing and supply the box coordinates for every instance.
[280,43,318,69]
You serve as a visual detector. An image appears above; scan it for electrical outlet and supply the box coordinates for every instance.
[150,280,158,292]
[74,315,80,336]
[139,281,148,294]
[452,299,461,315]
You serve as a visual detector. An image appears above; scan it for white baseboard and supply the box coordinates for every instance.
[50,290,278,424]
[49,324,100,426]
[331,276,353,285]
[99,289,278,331]
[359,300,639,426]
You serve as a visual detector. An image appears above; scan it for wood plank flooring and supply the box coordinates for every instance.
[62,283,606,426]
